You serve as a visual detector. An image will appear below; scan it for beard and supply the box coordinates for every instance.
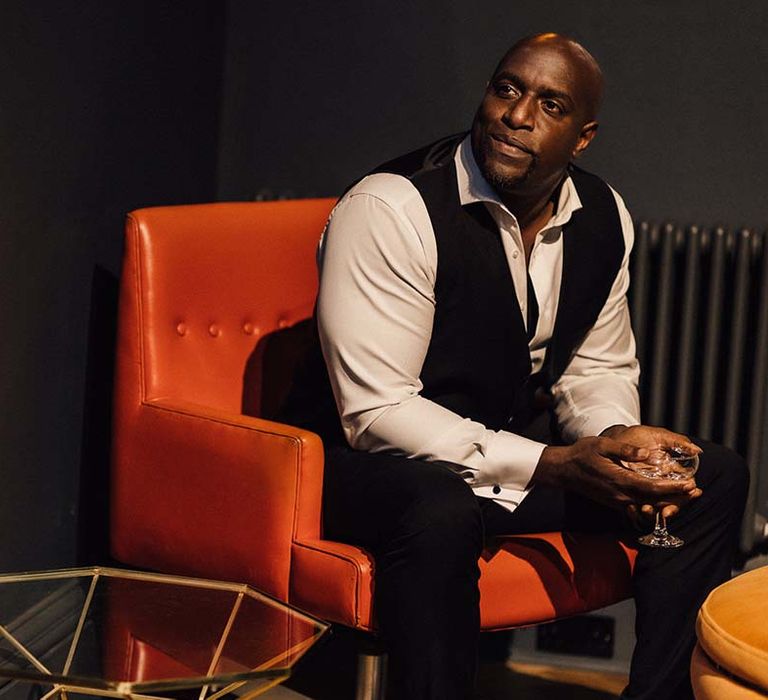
[475,135,538,193]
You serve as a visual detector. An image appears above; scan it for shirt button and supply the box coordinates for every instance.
[492,484,502,495]
[512,250,520,259]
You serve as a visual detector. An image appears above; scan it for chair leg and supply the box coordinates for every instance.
[355,650,387,700]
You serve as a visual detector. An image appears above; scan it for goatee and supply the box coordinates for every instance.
[476,139,537,193]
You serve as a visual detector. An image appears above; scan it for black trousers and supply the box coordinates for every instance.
[322,437,748,700]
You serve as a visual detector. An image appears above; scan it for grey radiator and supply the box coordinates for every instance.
[629,222,768,552]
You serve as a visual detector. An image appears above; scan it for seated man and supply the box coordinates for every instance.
[282,32,748,700]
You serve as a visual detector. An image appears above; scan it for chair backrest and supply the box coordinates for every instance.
[116,200,335,414]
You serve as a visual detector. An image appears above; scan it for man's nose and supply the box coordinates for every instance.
[503,95,535,130]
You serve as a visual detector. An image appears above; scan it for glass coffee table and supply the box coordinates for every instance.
[0,567,328,700]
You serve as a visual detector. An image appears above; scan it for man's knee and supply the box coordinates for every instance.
[695,439,750,510]
[396,466,483,562]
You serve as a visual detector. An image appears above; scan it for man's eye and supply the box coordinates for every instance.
[543,100,564,114]
[493,82,518,98]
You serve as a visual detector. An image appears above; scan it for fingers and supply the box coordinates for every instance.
[633,487,703,522]
[660,504,679,519]
[652,428,702,456]
[625,504,645,529]
[611,424,703,458]
[598,437,649,463]
[643,478,698,500]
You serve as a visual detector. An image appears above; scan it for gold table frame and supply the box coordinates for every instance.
[0,567,328,700]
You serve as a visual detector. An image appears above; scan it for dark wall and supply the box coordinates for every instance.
[0,2,226,571]
[218,0,768,227]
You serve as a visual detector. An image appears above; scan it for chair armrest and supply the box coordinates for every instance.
[111,398,324,601]
[291,539,375,630]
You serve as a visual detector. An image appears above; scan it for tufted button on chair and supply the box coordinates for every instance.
[110,199,637,699]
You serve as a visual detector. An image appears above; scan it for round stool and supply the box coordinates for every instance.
[692,566,768,699]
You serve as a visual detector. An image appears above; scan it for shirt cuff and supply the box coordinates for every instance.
[571,407,641,440]
[465,429,546,492]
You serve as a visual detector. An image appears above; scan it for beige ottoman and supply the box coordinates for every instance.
[692,567,768,699]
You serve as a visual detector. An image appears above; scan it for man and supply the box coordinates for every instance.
[283,33,748,699]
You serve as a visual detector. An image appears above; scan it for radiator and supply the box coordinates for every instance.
[629,222,768,552]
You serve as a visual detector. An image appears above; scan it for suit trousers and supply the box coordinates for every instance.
[321,438,748,700]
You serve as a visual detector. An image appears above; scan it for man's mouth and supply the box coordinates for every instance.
[489,134,534,157]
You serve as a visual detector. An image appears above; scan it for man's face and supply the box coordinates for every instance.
[471,41,599,197]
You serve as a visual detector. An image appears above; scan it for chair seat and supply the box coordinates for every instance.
[291,532,636,632]
[693,567,768,698]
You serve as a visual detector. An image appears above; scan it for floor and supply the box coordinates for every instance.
[259,628,625,699]
[261,661,622,699]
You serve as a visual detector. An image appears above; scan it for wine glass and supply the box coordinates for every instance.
[623,446,700,548]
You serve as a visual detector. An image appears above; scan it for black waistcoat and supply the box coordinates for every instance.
[371,133,624,432]
[279,134,624,440]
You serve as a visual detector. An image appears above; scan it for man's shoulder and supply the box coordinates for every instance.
[338,132,464,211]
[342,173,424,212]
[568,164,629,215]
[568,163,612,193]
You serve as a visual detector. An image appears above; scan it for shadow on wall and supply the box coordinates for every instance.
[77,265,119,566]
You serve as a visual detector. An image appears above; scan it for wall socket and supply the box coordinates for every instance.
[536,614,615,659]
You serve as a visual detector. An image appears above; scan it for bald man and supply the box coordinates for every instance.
[282,34,747,699]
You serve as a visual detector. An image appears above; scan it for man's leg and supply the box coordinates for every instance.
[481,439,749,700]
[322,444,484,700]
[624,440,748,700]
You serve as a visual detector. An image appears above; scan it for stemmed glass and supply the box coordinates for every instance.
[623,446,700,548]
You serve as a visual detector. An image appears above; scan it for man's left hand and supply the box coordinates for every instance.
[601,424,703,525]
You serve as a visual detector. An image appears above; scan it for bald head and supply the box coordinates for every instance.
[494,33,604,120]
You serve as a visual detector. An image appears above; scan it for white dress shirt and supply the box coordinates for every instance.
[316,135,641,511]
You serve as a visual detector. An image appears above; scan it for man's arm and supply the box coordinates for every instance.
[535,189,700,513]
[317,175,545,493]
[551,187,641,441]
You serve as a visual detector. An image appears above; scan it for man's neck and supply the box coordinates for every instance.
[502,190,554,230]
[498,171,565,226]
[498,177,564,261]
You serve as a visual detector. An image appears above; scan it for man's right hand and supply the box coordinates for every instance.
[531,436,700,515]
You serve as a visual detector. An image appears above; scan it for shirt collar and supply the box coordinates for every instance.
[454,133,582,229]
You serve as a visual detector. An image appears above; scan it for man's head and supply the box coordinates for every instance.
[471,33,603,199]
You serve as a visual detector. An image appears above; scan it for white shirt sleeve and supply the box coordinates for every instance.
[317,175,545,492]
[550,188,642,441]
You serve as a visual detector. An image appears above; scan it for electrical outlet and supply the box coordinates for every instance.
[536,615,615,659]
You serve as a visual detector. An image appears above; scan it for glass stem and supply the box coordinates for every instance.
[654,511,668,536]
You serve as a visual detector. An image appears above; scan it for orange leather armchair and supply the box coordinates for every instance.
[111,199,637,698]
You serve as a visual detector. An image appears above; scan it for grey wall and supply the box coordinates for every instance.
[0,2,226,571]
[218,0,768,227]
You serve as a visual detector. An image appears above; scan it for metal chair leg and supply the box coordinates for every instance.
[355,650,387,700]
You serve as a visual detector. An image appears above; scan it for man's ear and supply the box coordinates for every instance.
[572,121,599,159]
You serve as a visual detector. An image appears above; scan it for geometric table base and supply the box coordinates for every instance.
[0,568,328,700]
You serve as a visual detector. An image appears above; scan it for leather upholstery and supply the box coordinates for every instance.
[111,199,636,634]
[102,576,313,686]
[692,567,768,698]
